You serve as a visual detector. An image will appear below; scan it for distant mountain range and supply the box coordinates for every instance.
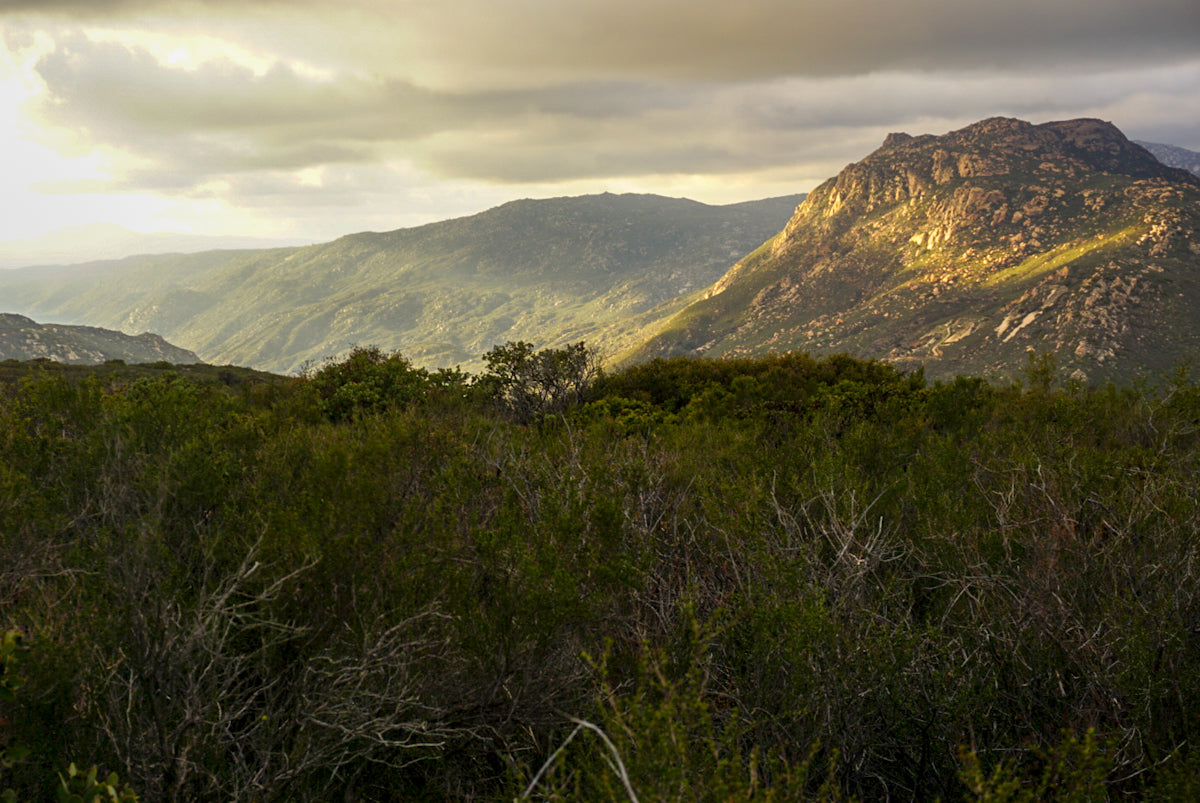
[630,118,1200,383]
[0,313,199,364]
[0,194,803,373]
[1135,141,1200,177]
[0,223,309,270]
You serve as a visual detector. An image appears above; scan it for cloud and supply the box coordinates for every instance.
[0,0,284,14]
[24,35,439,181]
[0,0,148,12]
[2,0,1198,240]
[27,28,1200,188]
[379,67,1200,183]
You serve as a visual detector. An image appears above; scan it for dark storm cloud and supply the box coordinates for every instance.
[420,67,1200,183]
[6,1,1199,80]
[24,25,1200,198]
[419,0,1200,81]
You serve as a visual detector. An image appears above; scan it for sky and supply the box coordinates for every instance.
[1,0,1198,243]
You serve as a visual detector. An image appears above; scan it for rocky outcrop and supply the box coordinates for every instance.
[0,313,200,364]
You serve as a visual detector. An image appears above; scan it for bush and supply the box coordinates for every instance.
[4,353,1200,799]
[304,345,466,421]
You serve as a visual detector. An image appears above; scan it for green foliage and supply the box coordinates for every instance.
[1,631,31,803]
[5,353,1200,799]
[577,395,673,436]
[1,633,138,803]
[57,764,138,803]
[1022,349,1059,393]
[0,631,25,705]
[522,627,846,802]
[594,352,916,418]
[304,345,469,421]
[959,730,1112,802]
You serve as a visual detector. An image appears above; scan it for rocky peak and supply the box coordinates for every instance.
[637,116,1200,384]
[777,117,1199,250]
[880,131,915,149]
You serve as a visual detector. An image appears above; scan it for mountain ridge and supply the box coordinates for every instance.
[4,121,1198,383]
[1135,140,1200,177]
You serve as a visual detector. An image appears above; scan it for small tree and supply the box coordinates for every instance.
[483,341,601,423]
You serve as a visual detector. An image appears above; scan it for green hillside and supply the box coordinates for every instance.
[0,193,802,374]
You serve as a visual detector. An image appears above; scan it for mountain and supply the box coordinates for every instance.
[1135,141,1200,177]
[0,313,199,364]
[0,193,803,374]
[630,118,1200,384]
[0,223,309,270]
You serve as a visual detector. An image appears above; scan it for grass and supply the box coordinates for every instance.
[982,222,1145,288]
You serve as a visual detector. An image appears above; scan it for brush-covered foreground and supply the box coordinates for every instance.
[2,347,1200,801]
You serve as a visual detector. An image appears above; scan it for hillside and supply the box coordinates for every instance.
[0,312,199,364]
[0,193,802,374]
[631,118,1200,384]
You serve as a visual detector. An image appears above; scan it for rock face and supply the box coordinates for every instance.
[0,313,200,364]
[633,118,1200,383]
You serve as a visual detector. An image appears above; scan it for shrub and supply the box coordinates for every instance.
[304,345,455,421]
